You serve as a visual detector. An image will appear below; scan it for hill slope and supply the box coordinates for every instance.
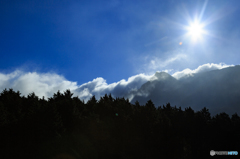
[131,65,240,115]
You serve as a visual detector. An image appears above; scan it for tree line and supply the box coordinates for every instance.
[0,88,239,159]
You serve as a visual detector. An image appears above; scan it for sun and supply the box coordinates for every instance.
[187,20,204,41]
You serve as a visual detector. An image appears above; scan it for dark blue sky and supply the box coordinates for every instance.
[1,0,240,99]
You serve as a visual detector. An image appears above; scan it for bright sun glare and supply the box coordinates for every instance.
[181,0,209,43]
[187,21,204,41]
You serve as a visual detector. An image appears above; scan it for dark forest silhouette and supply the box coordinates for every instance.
[0,88,239,159]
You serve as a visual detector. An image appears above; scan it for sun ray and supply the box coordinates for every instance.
[199,0,208,22]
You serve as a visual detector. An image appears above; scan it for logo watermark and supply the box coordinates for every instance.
[210,150,238,156]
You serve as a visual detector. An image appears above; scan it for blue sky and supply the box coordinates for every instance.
[1,0,240,100]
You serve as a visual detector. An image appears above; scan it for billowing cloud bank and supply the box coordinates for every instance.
[172,63,234,79]
[72,74,152,101]
[0,63,234,102]
[0,70,78,98]
[0,70,152,101]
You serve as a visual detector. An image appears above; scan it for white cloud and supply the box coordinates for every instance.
[0,70,78,98]
[0,63,235,102]
[160,69,173,73]
[74,73,153,101]
[172,63,234,79]
[0,70,153,102]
